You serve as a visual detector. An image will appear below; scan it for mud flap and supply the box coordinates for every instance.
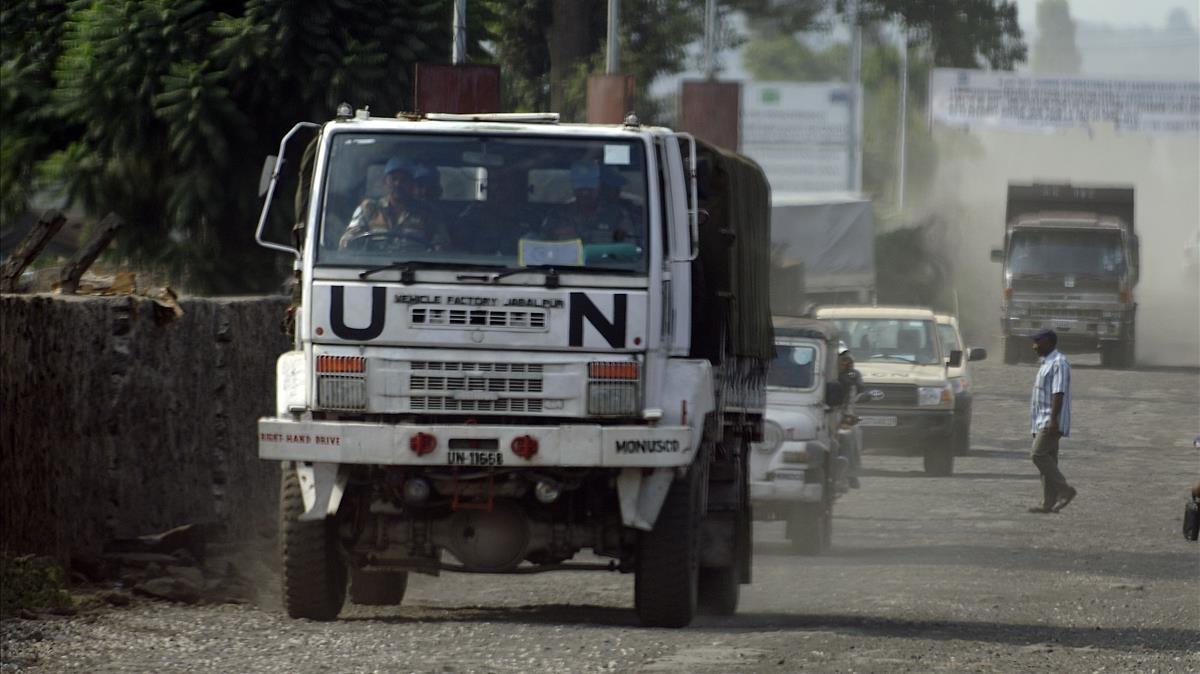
[295,461,348,521]
[617,467,676,530]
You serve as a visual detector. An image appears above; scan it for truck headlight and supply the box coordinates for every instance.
[587,361,641,416]
[316,354,366,411]
[759,420,784,452]
[918,385,952,407]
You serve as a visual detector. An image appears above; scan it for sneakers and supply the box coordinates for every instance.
[1052,487,1078,513]
[1027,506,1055,514]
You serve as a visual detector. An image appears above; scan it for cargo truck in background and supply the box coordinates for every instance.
[770,193,876,314]
[253,108,772,628]
[991,183,1139,368]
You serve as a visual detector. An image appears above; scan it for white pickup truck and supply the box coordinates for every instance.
[750,317,851,554]
[253,108,773,627]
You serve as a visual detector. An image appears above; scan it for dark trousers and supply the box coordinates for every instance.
[1031,429,1071,509]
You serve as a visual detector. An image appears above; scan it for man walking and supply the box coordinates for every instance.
[1028,329,1077,514]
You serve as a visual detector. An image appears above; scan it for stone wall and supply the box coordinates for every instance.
[1,294,290,563]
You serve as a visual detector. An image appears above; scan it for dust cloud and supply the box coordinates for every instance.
[917,124,1200,367]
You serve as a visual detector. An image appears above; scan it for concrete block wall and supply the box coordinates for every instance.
[1,294,291,562]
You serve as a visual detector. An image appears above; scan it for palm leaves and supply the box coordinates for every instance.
[5,0,462,292]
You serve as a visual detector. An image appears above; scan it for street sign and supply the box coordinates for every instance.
[741,82,862,193]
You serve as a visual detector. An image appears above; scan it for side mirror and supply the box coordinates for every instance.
[258,155,278,198]
[967,347,988,362]
[947,350,963,368]
[825,381,846,407]
[990,248,1004,263]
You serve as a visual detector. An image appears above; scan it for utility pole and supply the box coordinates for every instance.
[452,0,466,65]
[703,0,718,78]
[897,21,908,211]
[606,0,620,75]
[847,0,863,193]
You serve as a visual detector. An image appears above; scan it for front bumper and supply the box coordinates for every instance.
[1003,314,1131,344]
[750,474,823,503]
[859,408,954,452]
[258,417,694,467]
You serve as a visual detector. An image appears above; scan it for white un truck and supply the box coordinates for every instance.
[254,108,773,627]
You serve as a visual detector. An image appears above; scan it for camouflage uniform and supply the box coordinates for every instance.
[338,197,446,250]
[545,201,634,244]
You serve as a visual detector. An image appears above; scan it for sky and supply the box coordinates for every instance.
[1013,0,1195,29]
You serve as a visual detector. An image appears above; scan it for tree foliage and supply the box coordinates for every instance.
[485,0,702,121]
[1030,0,1081,74]
[2,0,479,293]
[840,0,1026,70]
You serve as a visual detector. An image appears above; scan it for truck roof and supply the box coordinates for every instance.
[324,114,664,140]
[815,305,937,320]
[1006,182,1134,232]
[1012,212,1126,230]
[772,316,840,342]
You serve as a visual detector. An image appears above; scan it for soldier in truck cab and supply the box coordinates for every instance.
[542,162,633,244]
[339,157,448,250]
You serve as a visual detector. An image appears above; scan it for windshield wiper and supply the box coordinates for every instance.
[359,260,498,282]
[456,264,563,289]
[868,354,917,363]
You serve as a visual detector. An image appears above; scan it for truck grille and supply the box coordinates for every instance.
[859,384,917,406]
[410,307,547,330]
[410,397,544,413]
[408,361,546,415]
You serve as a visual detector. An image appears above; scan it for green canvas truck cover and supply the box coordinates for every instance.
[692,138,774,362]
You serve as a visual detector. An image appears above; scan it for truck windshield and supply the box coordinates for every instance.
[831,319,941,365]
[936,324,961,352]
[315,132,648,274]
[1009,230,1124,275]
[767,344,818,390]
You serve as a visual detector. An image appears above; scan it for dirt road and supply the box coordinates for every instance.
[4,359,1198,672]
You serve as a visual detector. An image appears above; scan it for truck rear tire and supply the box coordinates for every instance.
[1102,340,1135,369]
[923,443,955,477]
[349,568,408,606]
[698,444,747,616]
[280,463,346,621]
[635,468,701,628]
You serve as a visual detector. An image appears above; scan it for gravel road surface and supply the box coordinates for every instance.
[4,358,1198,672]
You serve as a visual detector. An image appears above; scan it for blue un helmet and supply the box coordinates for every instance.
[383,156,418,177]
[569,162,600,191]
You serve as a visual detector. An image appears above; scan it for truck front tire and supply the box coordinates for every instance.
[786,502,830,555]
[1003,336,1024,365]
[923,442,955,477]
[635,467,701,628]
[280,463,347,621]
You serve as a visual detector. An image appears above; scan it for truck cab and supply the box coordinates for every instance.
[991,183,1138,368]
[254,110,771,627]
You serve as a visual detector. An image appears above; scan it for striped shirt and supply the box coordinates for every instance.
[1030,349,1072,437]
